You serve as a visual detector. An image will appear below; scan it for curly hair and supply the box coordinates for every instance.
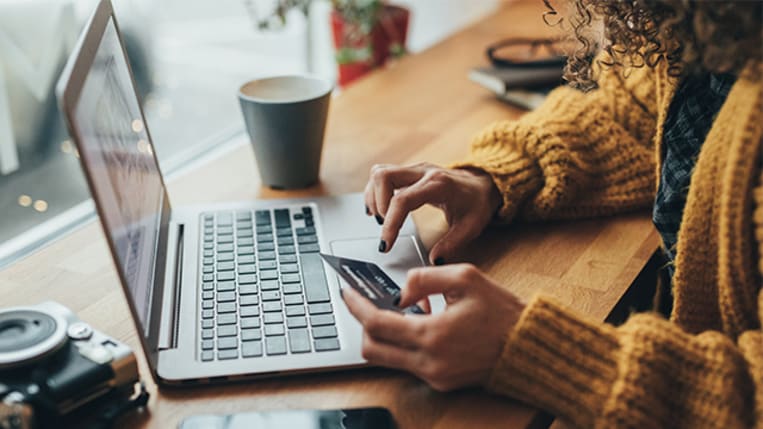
[543,0,763,92]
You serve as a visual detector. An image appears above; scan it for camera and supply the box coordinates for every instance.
[0,302,141,428]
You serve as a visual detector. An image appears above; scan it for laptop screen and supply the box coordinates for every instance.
[72,17,164,334]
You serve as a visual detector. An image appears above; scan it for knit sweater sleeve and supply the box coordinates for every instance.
[485,166,763,427]
[452,62,659,222]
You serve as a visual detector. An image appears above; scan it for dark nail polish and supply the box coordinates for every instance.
[393,295,401,307]
[378,240,387,253]
[434,257,445,266]
[365,205,371,215]
[375,215,384,225]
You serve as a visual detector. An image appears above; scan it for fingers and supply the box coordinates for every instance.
[428,221,480,265]
[342,286,425,349]
[361,333,419,371]
[380,180,443,251]
[368,164,425,218]
[399,264,480,308]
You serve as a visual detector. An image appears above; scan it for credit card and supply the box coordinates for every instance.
[320,253,425,315]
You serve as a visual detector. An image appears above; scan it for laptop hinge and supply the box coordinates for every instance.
[158,223,184,350]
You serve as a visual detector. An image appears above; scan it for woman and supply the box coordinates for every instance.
[342,1,763,428]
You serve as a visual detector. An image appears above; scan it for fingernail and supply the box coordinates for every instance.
[378,240,387,253]
[339,288,344,299]
[434,257,445,266]
[375,215,384,225]
[365,205,371,216]
[393,295,401,307]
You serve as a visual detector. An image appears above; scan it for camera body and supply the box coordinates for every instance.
[0,302,139,428]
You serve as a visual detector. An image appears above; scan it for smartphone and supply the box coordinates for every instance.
[178,407,397,429]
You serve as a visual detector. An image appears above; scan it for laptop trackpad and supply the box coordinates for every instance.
[329,236,446,313]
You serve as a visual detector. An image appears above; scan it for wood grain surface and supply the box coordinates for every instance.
[0,1,659,428]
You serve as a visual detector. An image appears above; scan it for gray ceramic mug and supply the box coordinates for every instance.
[238,75,333,189]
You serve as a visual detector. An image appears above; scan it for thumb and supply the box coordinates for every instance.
[399,266,468,308]
[428,222,477,265]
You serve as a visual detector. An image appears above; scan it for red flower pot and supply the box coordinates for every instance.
[331,4,410,86]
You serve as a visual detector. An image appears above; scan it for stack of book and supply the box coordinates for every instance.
[468,65,563,110]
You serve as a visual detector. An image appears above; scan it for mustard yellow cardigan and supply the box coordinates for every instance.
[458,59,763,428]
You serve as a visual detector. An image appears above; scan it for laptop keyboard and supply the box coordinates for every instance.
[198,205,340,362]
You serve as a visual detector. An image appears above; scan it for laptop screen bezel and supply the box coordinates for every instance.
[56,0,171,376]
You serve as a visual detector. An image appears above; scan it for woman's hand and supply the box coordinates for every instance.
[364,163,502,264]
[342,264,525,391]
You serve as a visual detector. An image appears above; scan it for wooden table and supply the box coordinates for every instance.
[0,1,660,427]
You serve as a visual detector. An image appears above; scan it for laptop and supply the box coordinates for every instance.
[56,0,433,385]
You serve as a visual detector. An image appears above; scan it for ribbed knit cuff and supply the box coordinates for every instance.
[487,295,621,428]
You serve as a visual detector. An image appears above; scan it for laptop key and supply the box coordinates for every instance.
[282,274,300,283]
[217,302,236,313]
[202,310,214,319]
[217,235,233,244]
[285,305,306,317]
[277,236,294,246]
[300,254,331,303]
[259,260,277,270]
[240,295,259,306]
[202,282,214,291]
[218,349,238,360]
[201,340,214,350]
[258,242,276,252]
[279,254,298,264]
[202,291,213,300]
[201,319,214,329]
[203,265,214,274]
[217,261,234,271]
[289,329,311,353]
[217,281,235,292]
[260,280,279,291]
[274,209,290,227]
[276,227,292,237]
[217,291,235,302]
[203,257,214,266]
[262,291,280,301]
[203,249,214,257]
[201,350,214,361]
[218,337,238,350]
[237,237,254,246]
[284,294,303,305]
[237,211,252,220]
[239,285,258,295]
[310,314,335,326]
[217,313,237,325]
[240,306,260,317]
[238,254,255,264]
[312,326,338,339]
[264,313,283,324]
[266,336,287,355]
[217,226,233,235]
[259,270,278,281]
[283,284,302,294]
[255,210,270,225]
[259,251,276,260]
[238,264,256,274]
[308,303,332,315]
[297,235,318,245]
[314,338,340,352]
[296,226,315,236]
[278,245,296,255]
[242,341,263,357]
[217,252,234,262]
[256,225,272,234]
[238,274,257,284]
[201,300,214,310]
[265,324,285,336]
[217,271,234,282]
[241,328,262,341]
[218,325,237,337]
[263,301,282,312]
[240,317,260,329]
[280,264,299,274]
[201,329,214,340]
[299,243,320,253]
[217,243,234,252]
[287,316,307,329]
[237,246,254,255]
[217,213,233,226]
[202,274,214,282]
